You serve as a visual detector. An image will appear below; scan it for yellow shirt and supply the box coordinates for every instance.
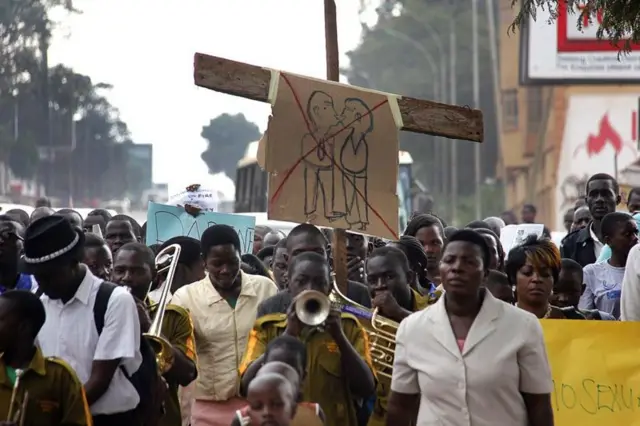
[147,302,197,426]
[171,271,278,401]
[0,347,92,425]
[240,313,374,426]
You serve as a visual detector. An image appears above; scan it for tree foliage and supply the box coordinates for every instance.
[512,0,640,51]
[200,113,261,179]
[0,0,137,202]
[346,0,500,218]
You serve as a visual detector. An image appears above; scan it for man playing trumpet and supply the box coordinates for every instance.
[240,252,376,426]
[364,246,436,426]
[0,290,91,425]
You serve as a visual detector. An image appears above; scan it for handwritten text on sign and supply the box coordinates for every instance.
[542,320,640,425]
[146,202,256,254]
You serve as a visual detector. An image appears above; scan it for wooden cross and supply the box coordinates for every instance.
[193,0,483,292]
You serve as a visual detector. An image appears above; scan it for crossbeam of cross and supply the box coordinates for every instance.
[192,0,484,292]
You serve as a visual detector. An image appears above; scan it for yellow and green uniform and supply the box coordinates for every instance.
[147,301,197,426]
[239,313,374,426]
[0,346,92,425]
[367,289,439,426]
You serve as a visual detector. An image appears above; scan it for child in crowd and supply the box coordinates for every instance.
[485,270,514,304]
[580,212,637,319]
[553,259,616,320]
[237,373,297,426]
[234,336,325,426]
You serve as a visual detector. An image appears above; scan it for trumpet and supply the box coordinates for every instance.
[330,278,398,380]
[294,290,332,326]
[143,243,182,374]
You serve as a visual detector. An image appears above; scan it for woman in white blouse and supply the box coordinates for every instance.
[386,229,554,426]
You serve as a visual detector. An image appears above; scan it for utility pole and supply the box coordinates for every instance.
[449,13,458,225]
[472,0,482,219]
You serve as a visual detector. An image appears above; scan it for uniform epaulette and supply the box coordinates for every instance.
[46,357,82,384]
[254,313,287,329]
[164,303,190,318]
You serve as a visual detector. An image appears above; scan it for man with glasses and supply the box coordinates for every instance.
[0,215,33,293]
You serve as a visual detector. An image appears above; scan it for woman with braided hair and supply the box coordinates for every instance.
[403,214,445,285]
[388,235,439,300]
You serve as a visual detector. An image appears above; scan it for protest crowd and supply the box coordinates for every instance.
[0,171,635,426]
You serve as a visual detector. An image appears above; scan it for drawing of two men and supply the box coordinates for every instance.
[301,91,373,230]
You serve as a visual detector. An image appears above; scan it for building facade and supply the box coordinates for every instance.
[498,2,640,230]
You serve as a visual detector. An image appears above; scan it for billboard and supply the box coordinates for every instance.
[554,94,640,230]
[520,2,640,84]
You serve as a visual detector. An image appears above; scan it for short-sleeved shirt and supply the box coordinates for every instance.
[239,313,374,426]
[391,290,552,426]
[148,302,197,426]
[37,266,142,414]
[171,271,278,401]
[367,289,437,426]
[580,261,624,318]
[0,346,92,425]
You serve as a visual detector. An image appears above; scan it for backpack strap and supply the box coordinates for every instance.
[93,282,118,335]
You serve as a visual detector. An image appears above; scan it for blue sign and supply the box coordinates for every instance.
[146,202,255,254]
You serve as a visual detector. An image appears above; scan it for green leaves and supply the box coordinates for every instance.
[513,0,640,53]
[345,0,500,219]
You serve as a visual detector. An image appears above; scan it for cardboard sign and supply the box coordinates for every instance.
[500,224,545,256]
[264,73,400,240]
[542,320,640,425]
[146,202,255,253]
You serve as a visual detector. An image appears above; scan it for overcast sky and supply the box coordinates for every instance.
[48,0,365,194]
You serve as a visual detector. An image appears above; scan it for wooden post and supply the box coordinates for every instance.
[323,0,349,294]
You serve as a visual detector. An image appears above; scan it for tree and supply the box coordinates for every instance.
[513,1,640,51]
[346,0,499,219]
[0,1,139,201]
[200,113,261,179]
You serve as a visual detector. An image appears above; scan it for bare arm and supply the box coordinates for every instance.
[164,346,197,387]
[522,393,554,426]
[239,354,265,397]
[334,330,375,398]
[385,391,419,426]
[84,360,120,405]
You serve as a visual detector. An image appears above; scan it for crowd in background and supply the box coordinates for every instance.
[0,171,633,426]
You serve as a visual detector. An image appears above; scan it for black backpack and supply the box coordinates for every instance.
[93,282,163,424]
[38,282,163,423]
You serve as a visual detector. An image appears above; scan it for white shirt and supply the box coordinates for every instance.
[391,290,553,426]
[148,280,172,305]
[589,223,604,259]
[37,267,142,414]
[621,244,640,320]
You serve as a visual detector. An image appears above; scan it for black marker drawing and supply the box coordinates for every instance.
[300,91,374,231]
[340,98,373,230]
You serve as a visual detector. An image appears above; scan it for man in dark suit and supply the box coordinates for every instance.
[561,173,621,267]
[257,224,371,317]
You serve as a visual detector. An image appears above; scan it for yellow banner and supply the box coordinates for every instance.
[543,320,640,425]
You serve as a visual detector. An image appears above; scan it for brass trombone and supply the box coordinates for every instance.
[330,279,398,379]
[143,243,182,374]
